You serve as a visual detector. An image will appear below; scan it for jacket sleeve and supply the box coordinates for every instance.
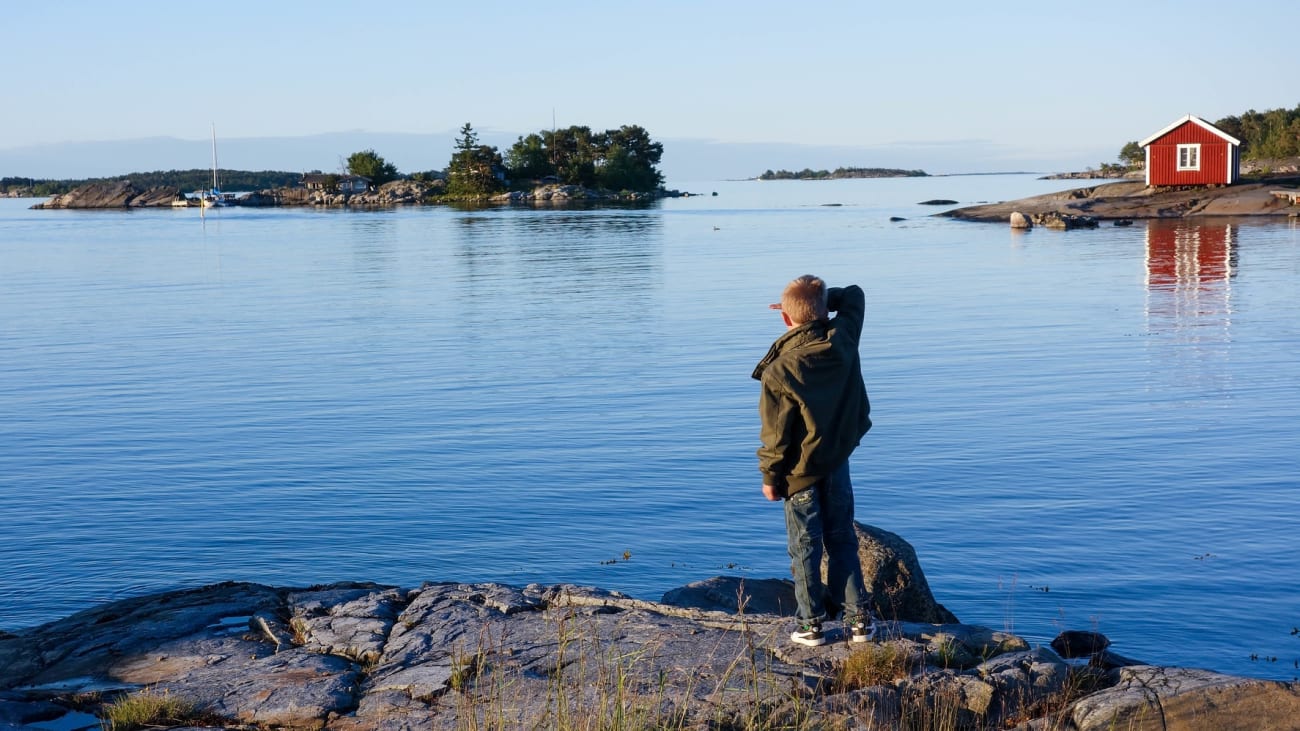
[757,375,798,492]
[826,285,865,343]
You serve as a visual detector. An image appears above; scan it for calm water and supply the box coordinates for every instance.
[2,176,1298,680]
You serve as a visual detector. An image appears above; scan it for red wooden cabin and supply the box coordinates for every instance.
[1139,115,1240,187]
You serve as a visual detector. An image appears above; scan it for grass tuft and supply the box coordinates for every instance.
[99,688,195,731]
[834,642,917,692]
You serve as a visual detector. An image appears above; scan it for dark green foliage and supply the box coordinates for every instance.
[1118,141,1143,168]
[757,167,928,180]
[599,125,664,191]
[446,123,505,197]
[0,176,71,196]
[544,125,599,187]
[345,149,400,186]
[504,123,664,192]
[504,133,551,180]
[1215,104,1300,160]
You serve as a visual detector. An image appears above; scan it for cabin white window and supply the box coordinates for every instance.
[1177,144,1200,171]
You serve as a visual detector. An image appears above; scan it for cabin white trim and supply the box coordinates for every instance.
[1139,114,1242,148]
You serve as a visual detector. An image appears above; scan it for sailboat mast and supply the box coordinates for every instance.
[210,123,219,192]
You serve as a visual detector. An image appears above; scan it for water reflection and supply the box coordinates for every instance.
[346,214,399,290]
[1144,220,1236,329]
[446,210,665,372]
[1143,220,1238,392]
[451,210,663,294]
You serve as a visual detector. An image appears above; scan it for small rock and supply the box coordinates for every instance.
[1009,211,1032,229]
[1051,630,1110,658]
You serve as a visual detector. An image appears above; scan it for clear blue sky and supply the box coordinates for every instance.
[2,0,1296,175]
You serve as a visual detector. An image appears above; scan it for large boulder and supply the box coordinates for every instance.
[1068,666,1300,731]
[840,522,959,624]
[661,522,958,624]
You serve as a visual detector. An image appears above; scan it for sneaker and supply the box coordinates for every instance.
[850,617,878,643]
[790,622,826,647]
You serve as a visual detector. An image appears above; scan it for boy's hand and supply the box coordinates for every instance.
[762,484,782,501]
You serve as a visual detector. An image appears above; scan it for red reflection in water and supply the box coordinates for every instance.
[1145,221,1236,290]
[1144,221,1237,345]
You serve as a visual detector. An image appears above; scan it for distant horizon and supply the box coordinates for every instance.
[0,129,1110,186]
[3,2,1294,185]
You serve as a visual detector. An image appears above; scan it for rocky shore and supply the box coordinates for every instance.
[29,180,689,210]
[942,177,1300,224]
[4,523,1297,731]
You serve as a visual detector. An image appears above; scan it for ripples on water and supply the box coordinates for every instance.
[1,178,1297,679]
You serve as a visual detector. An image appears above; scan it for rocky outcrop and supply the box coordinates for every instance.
[1064,666,1300,731]
[1040,170,1145,181]
[31,180,184,209]
[3,579,1296,731]
[1033,211,1099,230]
[241,179,444,208]
[944,177,1300,223]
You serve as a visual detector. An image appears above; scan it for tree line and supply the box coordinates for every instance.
[1103,103,1300,174]
[1214,104,1300,160]
[2,122,667,199]
[445,122,664,197]
[757,167,928,181]
[1,170,304,197]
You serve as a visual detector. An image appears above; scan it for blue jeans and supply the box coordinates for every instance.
[784,461,869,624]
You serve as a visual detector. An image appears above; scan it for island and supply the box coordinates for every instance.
[757,167,928,181]
[3,524,1297,731]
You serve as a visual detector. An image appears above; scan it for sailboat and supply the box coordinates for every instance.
[201,124,228,208]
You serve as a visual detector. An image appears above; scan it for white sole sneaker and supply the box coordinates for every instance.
[850,621,877,643]
[791,626,826,647]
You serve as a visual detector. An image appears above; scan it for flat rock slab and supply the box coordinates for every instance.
[943,179,1300,222]
[5,581,1300,730]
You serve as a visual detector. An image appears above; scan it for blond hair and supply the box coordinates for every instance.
[781,274,829,325]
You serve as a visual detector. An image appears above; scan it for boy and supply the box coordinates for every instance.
[752,274,875,646]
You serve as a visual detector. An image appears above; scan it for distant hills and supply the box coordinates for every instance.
[0,131,1111,184]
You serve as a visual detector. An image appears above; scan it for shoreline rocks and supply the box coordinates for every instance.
[31,180,185,209]
[4,523,1297,730]
[28,180,689,210]
[944,176,1300,224]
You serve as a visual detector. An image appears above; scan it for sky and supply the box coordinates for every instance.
[2,0,1296,181]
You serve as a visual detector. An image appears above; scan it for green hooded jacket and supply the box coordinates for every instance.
[752,285,872,497]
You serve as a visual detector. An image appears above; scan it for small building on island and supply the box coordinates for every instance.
[1139,115,1241,187]
[302,173,373,193]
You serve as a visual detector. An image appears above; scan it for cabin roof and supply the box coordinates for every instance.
[1139,115,1241,148]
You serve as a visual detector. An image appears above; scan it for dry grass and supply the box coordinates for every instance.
[834,642,917,692]
[99,687,198,731]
